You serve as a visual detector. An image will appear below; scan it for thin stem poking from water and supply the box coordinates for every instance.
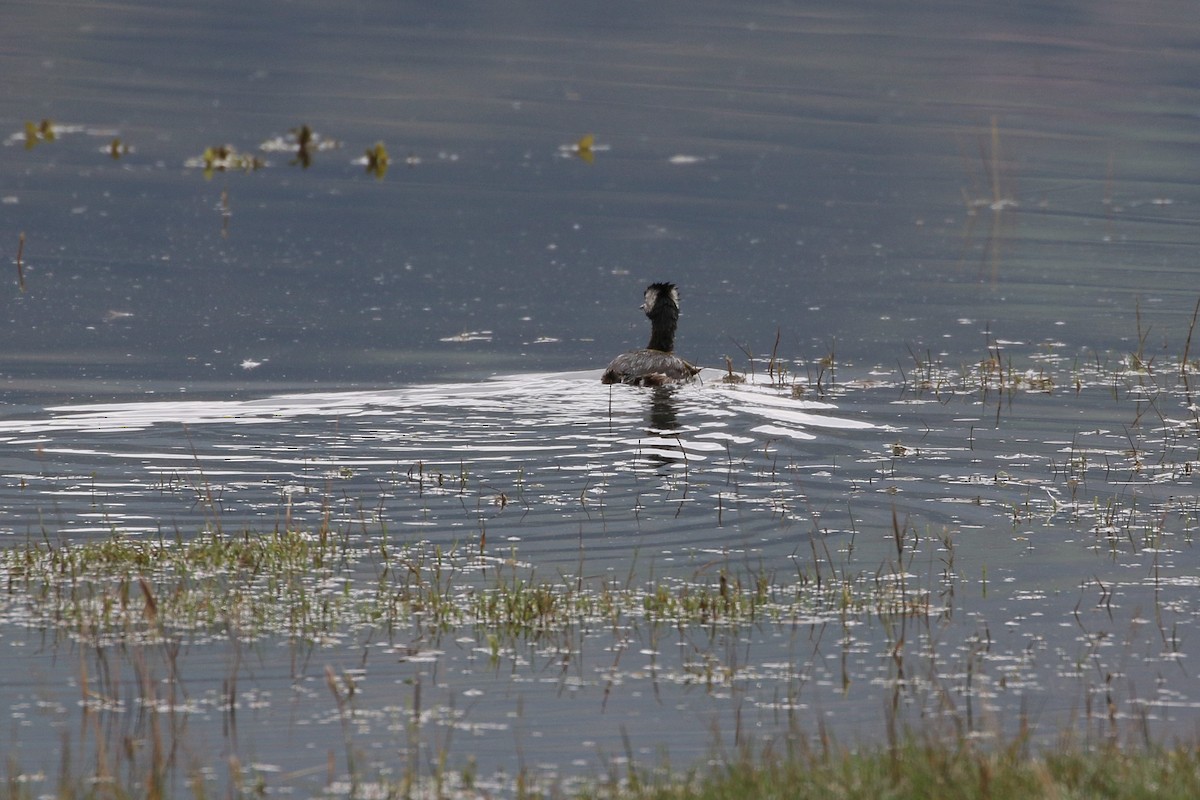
[15,231,26,292]
[1133,296,1152,371]
[767,327,782,383]
[1179,295,1200,392]
[183,424,224,534]
[891,507,906,562]
[989,115,1002,207]
[731,337,756,383]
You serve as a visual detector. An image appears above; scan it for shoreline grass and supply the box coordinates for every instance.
[576,737,1200,800]
[6,727,1200,799]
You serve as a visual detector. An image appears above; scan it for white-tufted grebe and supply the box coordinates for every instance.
[601,282,700,386]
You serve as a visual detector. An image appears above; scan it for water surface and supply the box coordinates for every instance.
[3,0,1200,794]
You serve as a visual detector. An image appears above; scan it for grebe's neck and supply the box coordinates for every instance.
[646,307,679,352]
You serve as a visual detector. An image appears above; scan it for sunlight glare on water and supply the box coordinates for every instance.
[0,370,876,560]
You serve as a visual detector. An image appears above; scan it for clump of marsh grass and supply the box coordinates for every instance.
[575,735,1200,800]
[898,298,1200,407]
[0,522,966,799]
[0,523,953,651]
[724,332,838,397]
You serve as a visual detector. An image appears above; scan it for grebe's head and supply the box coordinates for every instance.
[642,282,680,317]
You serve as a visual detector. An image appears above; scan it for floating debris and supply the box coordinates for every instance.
[558,133,608,163]
[23,118,56,149]
[105,137,131,159]
[440,330,494,343]
[185,146,267,179]
[8,120,112,150]
[574,132,594,163]
[668,154,706,165]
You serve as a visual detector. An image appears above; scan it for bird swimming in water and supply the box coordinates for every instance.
[601,282,700,386]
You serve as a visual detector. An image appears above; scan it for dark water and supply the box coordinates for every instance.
[3,0,1200,794]
[5,0,1197,396]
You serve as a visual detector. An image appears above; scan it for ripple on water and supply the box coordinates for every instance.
[0,370,880,568]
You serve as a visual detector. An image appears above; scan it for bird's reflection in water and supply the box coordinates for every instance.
[647,386,682,432]
[639,386,688,471]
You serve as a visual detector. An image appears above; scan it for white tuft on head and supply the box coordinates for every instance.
[642,285,660,313]
[641,283,679,314]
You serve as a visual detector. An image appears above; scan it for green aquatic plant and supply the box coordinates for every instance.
[22,118,56,149]
[257,124,341,168]
[291,123,314,167]
[190,145,266,179]
[0,524,945,648]
[365,140,389,178]
[574,132,595,163]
